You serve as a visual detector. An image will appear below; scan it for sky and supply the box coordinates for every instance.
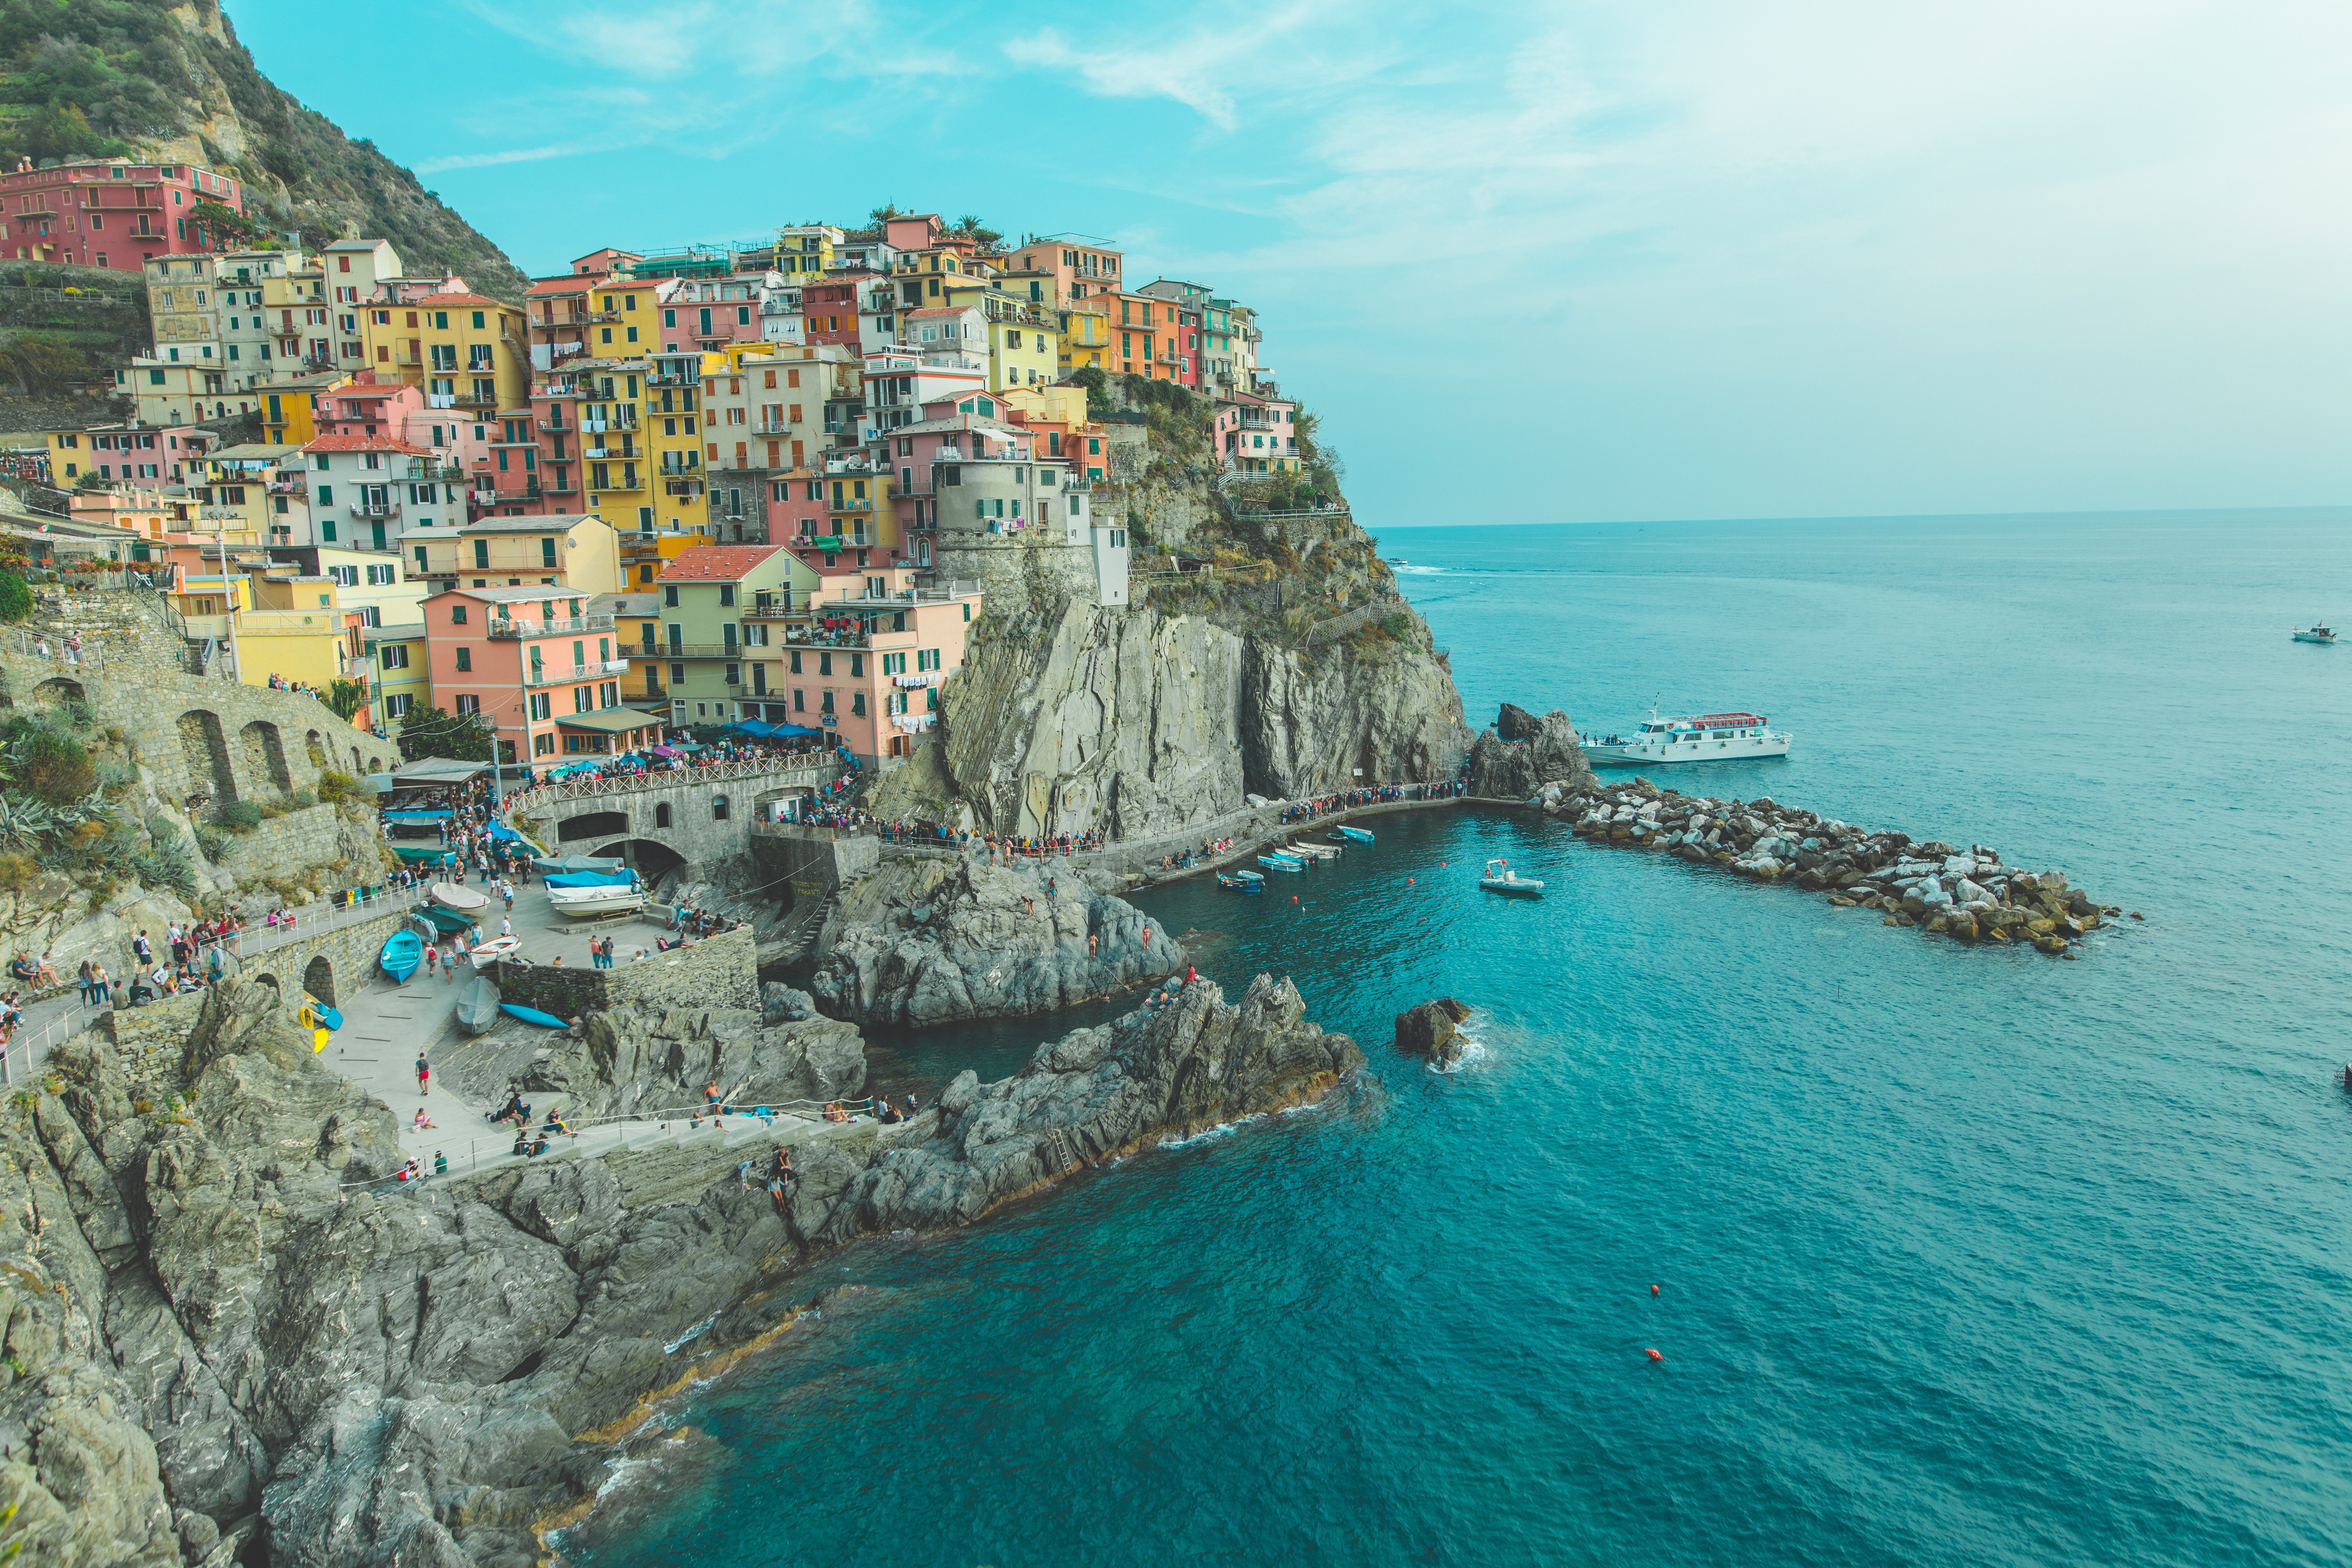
[231,0,2352,526]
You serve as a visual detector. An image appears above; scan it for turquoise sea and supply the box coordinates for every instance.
[565,511,2352,1567]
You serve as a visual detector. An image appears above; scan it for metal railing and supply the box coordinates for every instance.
[487,614,614,639]
[503,755,839,807]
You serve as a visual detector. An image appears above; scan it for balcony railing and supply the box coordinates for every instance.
[524,662,616,688]
[486,613,616,639]
[348,502,393,517]
[783,627,871,648]
[659,642,758,659]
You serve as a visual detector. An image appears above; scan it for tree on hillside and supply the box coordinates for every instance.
[323,679,366,723]
[0,332,89,396]
[395,703,491,763]
[0,573,29,623]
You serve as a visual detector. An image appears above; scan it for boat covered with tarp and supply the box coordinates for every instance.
[545,868,643,917]
[532,852,625,876]
[431,881,491,911]
[456,975,502,1035]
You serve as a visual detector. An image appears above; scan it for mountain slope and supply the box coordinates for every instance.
[0,0,525,299]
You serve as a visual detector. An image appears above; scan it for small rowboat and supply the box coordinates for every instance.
[380,929,424,981]
[432,881,491,911]
[1218,870,1264,894]
[1335,826,1375,844]
[1257,853,1306,873]
[2292,624,2336,644]
[469,934,521,964]
[1479,857,1545,898]
[500,1003,571,1029]
[1285,841,1340,860]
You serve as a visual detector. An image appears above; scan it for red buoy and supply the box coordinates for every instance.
[1651,1284,1660,1296]
[1646,1348,1664,1363]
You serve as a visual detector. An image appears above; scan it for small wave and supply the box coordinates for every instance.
[1428,1015,1492,1074]
[1159,1112,1267,1149]
[663,1312,718,1354]
[1391,564,1446,575]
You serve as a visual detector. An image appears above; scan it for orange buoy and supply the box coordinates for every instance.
[1645,1348,1664,1363]
[1651,1284,1660,1296]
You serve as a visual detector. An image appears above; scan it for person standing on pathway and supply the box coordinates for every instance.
[424,943,439,982]
[416,1055,431,1096]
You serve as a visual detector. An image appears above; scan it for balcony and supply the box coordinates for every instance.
[783,626,871,649]
[486,613,615,639]
[664,478,704,497]
[754,421,795,435]
[741,603,799,620]
[537,418,569,433]
[658,643,753,659]
[348,501,393,517]
[523,662,617,688]
[454,391,497,410]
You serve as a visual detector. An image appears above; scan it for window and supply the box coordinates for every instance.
[454,647,472,672]
[712,794,729,821]
[380,644,410,670]
[450,604,469,624]
[533,731,554,756]
[719,583,735,606]
[541,537,557,568]
[454,694,480,715]
[851,691,867,717]
[384,693,413,720]
[473,540,489,568]
[820,689,834,713]
[664,585,678,607]
[529,693,551,720]
[656,803,672,828]
[794,688,805,711]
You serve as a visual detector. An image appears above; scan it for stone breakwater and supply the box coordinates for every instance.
[1559,777,2122,955]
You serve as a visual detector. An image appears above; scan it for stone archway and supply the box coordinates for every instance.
[557,808,630,843]
[176,709,237,803]
[301,953,336,1007]
[367,755,384,774]
[240,720,292,793]
[591,838,685,883]
[29,677,83,713]
[305,730,327,769]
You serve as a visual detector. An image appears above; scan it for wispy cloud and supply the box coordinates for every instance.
[415,142,601,175]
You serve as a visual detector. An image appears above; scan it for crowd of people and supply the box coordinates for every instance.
[1277,780,1462,825]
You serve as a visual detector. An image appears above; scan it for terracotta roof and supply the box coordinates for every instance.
[302,433,429,454]
[905,306,979,319]
[417,291,510,309]
[656,545,789,582]
[524,276,594,296]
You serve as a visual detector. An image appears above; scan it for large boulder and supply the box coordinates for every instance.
[1466,704,1595,800]
[1393,997,1471,1068]
[810,857,1182,1027]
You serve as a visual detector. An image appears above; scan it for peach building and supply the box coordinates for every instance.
[421,584,636,769]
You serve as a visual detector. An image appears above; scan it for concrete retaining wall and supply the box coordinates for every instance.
[490,926,759,1020]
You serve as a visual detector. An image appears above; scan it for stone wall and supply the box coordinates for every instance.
[215,803,370,886]
[491,925,759,1020]
[236,905,416,1009]
[1,593,398,810]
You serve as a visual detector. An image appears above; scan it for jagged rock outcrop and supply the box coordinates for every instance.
[1393,997,1471,1068]
[440,995,866,1120]
[1466,705,1596,800]
[0,955,1364,1566]
[822,973,1363,1236]
[808,856,1181,1027]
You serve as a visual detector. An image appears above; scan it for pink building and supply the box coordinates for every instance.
[421,584,638,770]
[884,393,1034,539]
[315,370,425,438]
[781,568,982,765]
[0,158,244,272]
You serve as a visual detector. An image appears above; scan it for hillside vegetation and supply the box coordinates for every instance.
[0,0,524,298]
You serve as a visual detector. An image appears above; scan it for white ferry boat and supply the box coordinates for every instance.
[1580,711,1791,767]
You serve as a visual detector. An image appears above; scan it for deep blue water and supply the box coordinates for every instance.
[564,512,2352,1568]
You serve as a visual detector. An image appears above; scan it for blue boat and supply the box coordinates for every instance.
[379,929,424,981]
[1257,853,1306,873]
[1336,825,1376,844]
[500,1003,572,1028]
[1218,870,1265,894]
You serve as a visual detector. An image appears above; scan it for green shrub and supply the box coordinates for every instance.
[215,801,262,833]
[196,826,232,860]
[14,730,92,806]
[289,788,316,808]
[0,573,33,623]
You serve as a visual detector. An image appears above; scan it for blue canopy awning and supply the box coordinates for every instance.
[772,723,825,738]
[383,810,452,823]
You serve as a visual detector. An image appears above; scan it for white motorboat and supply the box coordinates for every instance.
[2292,624,2336,644]
[1479,857,1544,897]
[1581,710,1791,766]
[546,884,644,918]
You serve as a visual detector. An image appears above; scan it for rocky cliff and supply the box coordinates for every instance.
[0,0,525,297]
[0,965,1357,1567]
[1465,703,1597,801]
[808,856,1181,1027]
[873,386,1470,842]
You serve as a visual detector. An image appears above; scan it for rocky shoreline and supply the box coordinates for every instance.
[1,966,1356,1567]
[1461,701,2124,956]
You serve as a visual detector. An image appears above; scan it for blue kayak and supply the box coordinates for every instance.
[500,1003,571,1028]
[379,929,423,982]
[1337,826,1375,844]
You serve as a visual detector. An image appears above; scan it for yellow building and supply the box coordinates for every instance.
[362,618,430,731]
[603,589,667,706]
[234,607,368,695]
[570,357,654,528]
[620,526,716,590]
[1060,301,1112,374]
[258,255,331,377]
[773,225,840,276]
[583,279,672,357]
[259,372,343,445]
[365,290,531,416]
[282,544,433,628]
[166,573,250,640]
[940,280,1061,392]
[646,349,709,531]
[436,513,625,595]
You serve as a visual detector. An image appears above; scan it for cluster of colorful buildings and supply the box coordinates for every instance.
[20,202,1300,781]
